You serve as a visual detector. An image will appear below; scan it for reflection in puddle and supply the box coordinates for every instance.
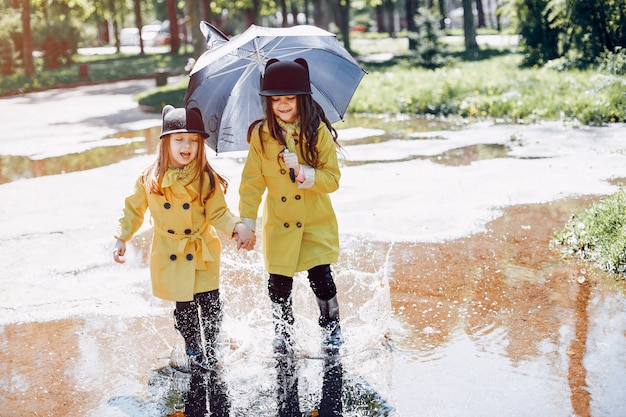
[381,197,626,416]
[343,143,512,167]
[0,116,459,184]
[0,126,160,184]
[0,115,522,184]
[1,197,625,416]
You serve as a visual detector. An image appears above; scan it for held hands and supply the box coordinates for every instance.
[113,239,126,264]
[281,150,300,177]
[234,223,256,251]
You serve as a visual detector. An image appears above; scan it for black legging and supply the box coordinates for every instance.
[268,264,337,303]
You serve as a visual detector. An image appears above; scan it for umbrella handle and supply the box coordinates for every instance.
[284,148,296,183]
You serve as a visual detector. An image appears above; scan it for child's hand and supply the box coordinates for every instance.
[281,150,300,176]
[113,239,126,264]
[234,223,256,251]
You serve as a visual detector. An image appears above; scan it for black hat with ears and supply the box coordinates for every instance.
[260,58,312,96]
[159,105,209,139]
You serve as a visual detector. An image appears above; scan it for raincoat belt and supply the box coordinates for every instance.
[154,223,214,270]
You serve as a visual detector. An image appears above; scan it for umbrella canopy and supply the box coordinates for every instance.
[184,22,366,153]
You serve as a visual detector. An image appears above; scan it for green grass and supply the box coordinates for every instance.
[554,188,626,278]
[350,52,625,124]
[138,47,625,125]
[3,37,624,126]
[0,51,193,96]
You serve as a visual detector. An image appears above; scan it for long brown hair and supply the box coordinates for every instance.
[247,95,339,168]
[141,133,228,204]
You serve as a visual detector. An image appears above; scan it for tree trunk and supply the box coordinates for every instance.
[383,0,395,37]
[462,0,478,50]
[290,0,299,25]
[312,0,330,29]
[476,0,485,28]
[336,0,350,51]
[166,0,180,53]
[303,0,310,23]
[199,0,210,21]
[375,6,385,32]
[407,0,418,50]
[21,0,34,75]
[107,0,120,52]
[188,0,205,58]
[438,0,446,29]
[279,0,288,27]
[133,0,144,54]
[243,9,256,27]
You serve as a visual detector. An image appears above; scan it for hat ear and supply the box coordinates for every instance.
[265,58,280,71]
[189,107,203,120]
[294,58,309,74]
[162,104,175,117]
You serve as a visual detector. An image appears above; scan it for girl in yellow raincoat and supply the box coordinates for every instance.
[113,105,255,380]
[239,58,343,356]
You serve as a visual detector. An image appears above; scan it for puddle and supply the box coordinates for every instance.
[343,143,512,167]
[0,117,489,184]
[1,193,625,416]
[0,126,161,184]
[2,112,626,416]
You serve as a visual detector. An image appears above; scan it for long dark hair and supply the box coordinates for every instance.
[247,95,339,169]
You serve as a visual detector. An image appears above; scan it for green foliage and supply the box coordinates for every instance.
[135,76,189,111]
[34,20,80,69]
[349,52,625,124]
[566,0,626,66]
[0,52,191,95]
[0,21,17,75]
[554,188,626,277]
[514,0,626,68]
[598,47,626,76]
[0,9,22,75]
[513,0,561,66]
[407,8,448,69]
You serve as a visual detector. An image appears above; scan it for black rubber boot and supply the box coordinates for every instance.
[316,295,344,354]
[207,367,231,417]
[307,265,344,354]
[272,296,295,356]
[312,357,343,417]
[174,303,207,372]
[276,355,301,417]
[197,290,223,368]
[184,372,208,417]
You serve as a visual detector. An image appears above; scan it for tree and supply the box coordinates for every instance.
[513,0,562,66]
[438,0,447,30]
[406,0,418,49]
[187,0,210,58]
[21,0,33,75]
[166,0,180,53]
[312,0,331,29]
[566,0,626,65]
[476,0,486,27]
[462,0,478,50]
[336,0,351,51]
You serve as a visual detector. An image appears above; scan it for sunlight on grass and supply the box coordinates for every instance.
[554,188,626,278]
[350,53,625,124]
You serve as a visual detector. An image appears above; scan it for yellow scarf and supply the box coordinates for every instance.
[162,161,197,189]
[276,118,300,153]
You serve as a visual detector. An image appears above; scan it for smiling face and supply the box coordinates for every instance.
[271,95,299,123]
[168,132,200,168]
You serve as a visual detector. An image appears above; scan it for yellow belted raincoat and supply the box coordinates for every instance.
[115,165,241,302]
[239,120,340,277]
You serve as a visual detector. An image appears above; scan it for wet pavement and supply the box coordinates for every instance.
[1,80,625,416]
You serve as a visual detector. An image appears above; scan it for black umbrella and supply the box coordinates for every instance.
[184,22,366,153]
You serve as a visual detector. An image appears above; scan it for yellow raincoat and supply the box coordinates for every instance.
[239,120,340,277]
[115,165,241,302]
